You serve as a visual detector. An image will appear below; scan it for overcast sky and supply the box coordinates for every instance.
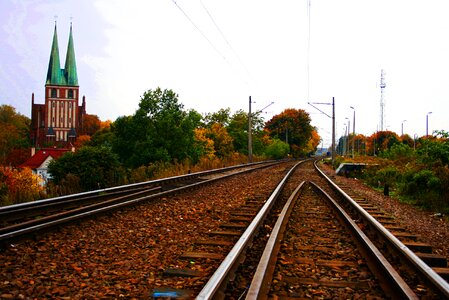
[1,0,448,147]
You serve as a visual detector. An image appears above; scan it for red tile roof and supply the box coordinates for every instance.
[20,148,70,169]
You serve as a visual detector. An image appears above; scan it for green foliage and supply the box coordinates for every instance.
[264,139,290,159]
[111,88,203,167]
[204,108,231,127]
[89,127,114,147]
[399,169,442,210]
[48,146,125,192]
[417,133,449,167]
[380,143,415,161]
[227,110,248,154]
[362,164,400,189]
[357,132,449,213]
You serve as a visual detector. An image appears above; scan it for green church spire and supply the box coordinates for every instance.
[46,23,62,85]
[64,23,78,86]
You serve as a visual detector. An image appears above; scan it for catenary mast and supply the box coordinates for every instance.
[379,69,386,131]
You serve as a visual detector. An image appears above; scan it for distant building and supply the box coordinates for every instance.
[30,23,86,148]
[20,148,73,184]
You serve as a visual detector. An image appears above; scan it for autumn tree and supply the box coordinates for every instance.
[366,131,400,155]
[265,108,314,157]
[304,129,321,155]
[0,167,43,205]
[81,114,102,136]
[0,105,30,166]
[73,135,91,148]
[205,123,234,158]
[194,128,215,159]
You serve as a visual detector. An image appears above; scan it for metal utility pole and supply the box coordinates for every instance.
[345,118,350,156]
[248,96,253,163]
[248,97,274,163]
[308,97,336,166]
[379,69,386,131]
[426,112,432,136]
[350,106,355,158]
[332,97,335,165]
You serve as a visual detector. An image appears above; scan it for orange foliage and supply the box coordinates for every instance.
[5,148,31,167]
[100,120,112,129]
[205,123,234,158]
[305,129,321,153]
[74,135,91,148]
[194,128,215,159]
[0,167,43,205]
[82,114,101,136]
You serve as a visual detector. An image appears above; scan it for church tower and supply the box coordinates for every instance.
[31,23,86,148]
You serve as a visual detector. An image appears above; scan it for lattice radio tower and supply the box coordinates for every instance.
[379,69,386,131]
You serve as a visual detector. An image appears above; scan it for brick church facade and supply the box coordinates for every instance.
[30,23,86,148]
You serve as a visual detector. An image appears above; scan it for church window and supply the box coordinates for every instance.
[68,89,74,98]
[51,89,57,98]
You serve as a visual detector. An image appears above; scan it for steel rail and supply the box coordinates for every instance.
[246,181,417,299]
[196,160,305,300]
[0,160,277,215]
[0,161,282,245]
[245,181,305,299]
[314,160,449,298]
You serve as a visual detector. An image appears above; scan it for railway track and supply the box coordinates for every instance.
[0,160,278,246]
[196,160,449,299]
[1,159,448,298]
[246,181,396,298]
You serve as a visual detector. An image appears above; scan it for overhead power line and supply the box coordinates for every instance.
[171,0,226,61]
[199,0,252,79]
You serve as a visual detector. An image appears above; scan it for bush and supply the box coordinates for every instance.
[48,146,126,192]
[380,143,414,161]
[398,169,442,209]
[0,167,44,206]
[264,139,290,159]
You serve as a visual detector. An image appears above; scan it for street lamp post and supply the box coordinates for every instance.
[426,112,432,136]
[350,106,355,157]
[401,120,407,136]
[345,117,350,156]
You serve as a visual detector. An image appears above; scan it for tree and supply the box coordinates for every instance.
[48,146,124,191]
[194,128,216,159]
[265,108,314,157]
[204,108,231,127]
[366,131,400,155]
[111,88,203,167]
[206,123,234,158]
[264,139,290,159]
[304,129,321,155]
[81,114,102,136]
[0,105,30,166]
[417,130,449,167]
[74,135,91,148]
[0,167,43,205]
